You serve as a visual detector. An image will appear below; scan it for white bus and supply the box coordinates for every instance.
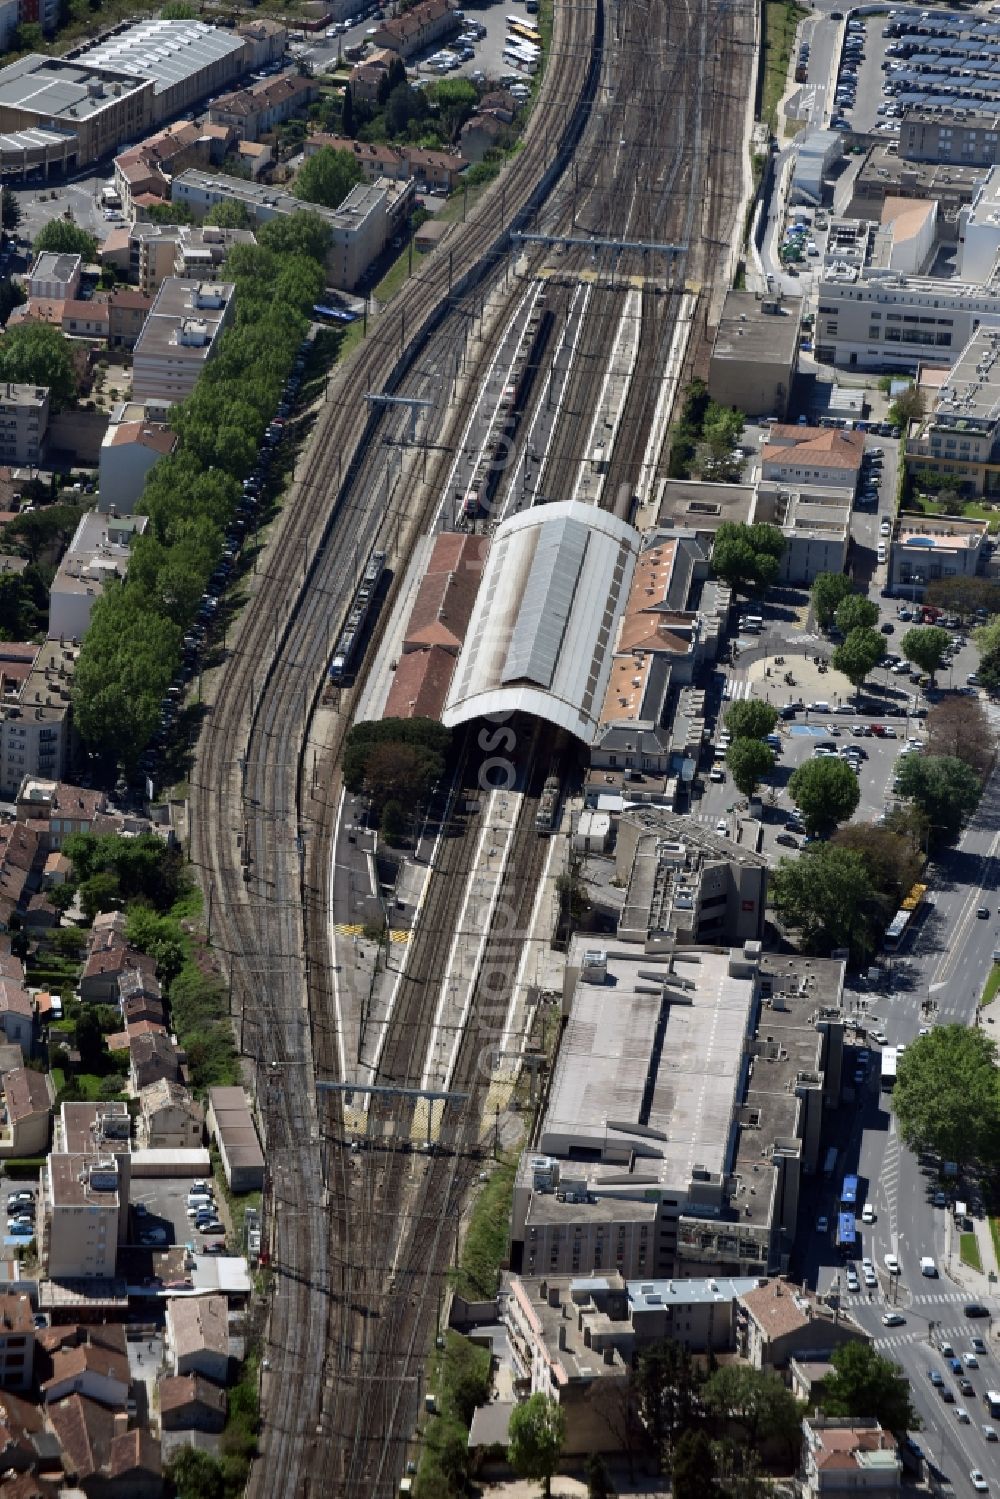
[503,43,538,72]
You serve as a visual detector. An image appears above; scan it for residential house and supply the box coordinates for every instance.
[735,1280,866,1373]
[0,1295,34,1392]
[236,139,271,179]
[121,992,165,1030]
[802,1418,901,1499]
[0,826,39,938]
[107,289,153,350]
[15,779,107,851]
[303,134,407,183]
[0,1067,53,1157]
[760,425,865,492]
[60,301,109,343]
[237,17,288,68]
[459,113,506,164]
[80,934,155,1004]
[400,145,466,192]
[166,1295,229,1384]
[208,71,316,142]
[113,120,209,216]
[46,1393,161,1498]
[157,1372,226,1432]
[41,1343,130,1409]
[371,0,457,59]
[888,513,989,598]
[129,1032,182,1093]
[0,983,32,1060]
[138,1078,203,1149]
[0,387,49,468]
[348,60,391,106]
[98,412,177,517]
[327,177,414,292]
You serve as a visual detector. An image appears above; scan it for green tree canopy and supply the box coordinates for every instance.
[832,626,886,691]
[820,1343,919,1433]
[811,572,854,630]
[672,1429,717,1499]
[703,1364,802,1452]
[831,823,923,907]
[636,1340,701,1470]
[975,614,1000,693]
[887,383,924,431]
[257,211,333,263]
[724,700,778,739]
[507,1393,565,1497]
[205,199,253,229]
[725,738,774,795]
[75,1007,105,1072]
[894,1025,1000,1166]
[167,1447,225,1499]
[835,594,879,634]
[788,755,860,834]
[893,753,981,841]
[710,522,784,596]
[900,625,950,681]
[771,843,877,958]
[0,323,76,409]
[33,218,97,261]
[292,145,364,209]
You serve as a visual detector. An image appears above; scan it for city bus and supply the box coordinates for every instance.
[883,908,910,952]
[507,14,542,43]
[840,1174,859,1210]
[836,1212,857,1254]
[881,1047,898,1092]
[503,42,538,72]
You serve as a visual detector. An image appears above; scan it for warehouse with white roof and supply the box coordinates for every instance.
[442,501,642,745]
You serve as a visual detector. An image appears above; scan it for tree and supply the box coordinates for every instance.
[167,1448,225,1499]
[788,755,860,834]
[835,593,879,634]
[145,202,194,226]
[671,1429,717,1499]
[636,1340,700,1470]
[341,82,355,137]
[831,823,923,906]
[894,1025,1000,1166]
[927,576,1000,620]
[205,199,252,230]
[725,738,774,796]
[75,1007,104,1073]
[771,844,877,958]
[0,323,76,409]
[1,194,21,233]
[893,753,981,842]
[887,383,924,431]
[586,1454,615,1499]
[901,625,951,682]
[292,146,364,209]
[820,1343,918,1433]
[710,522,784,596]
[33,219,97,262]
[161,0,196,14]
[703,1364,802,1452]
[925,695,995,779]
[811,571,854,630]
[974,615,1000,694]
[725,700,778,740]
[832,626,885,692]
[507,1393,565,1497]
[0,279,26,328]
[79,872,120,924]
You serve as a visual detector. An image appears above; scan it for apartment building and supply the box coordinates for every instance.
[131,279,234,402]
[328,177,415,291]
[904,324,1000,495]
[113,119,210,216]
[0,385,48,467]
[99,414,176,515]
[888,512,989,597]
[209,70,316,141]
[45,1155,122,1280]
[802,1419,901,1499]
[754,480,852,584]
[0,1066,53,1157]
[48,512,148,642]
[371,0,457,59]
[0,639,80,799]
[0,1294,34,1391]
[847,147,982,223]
[900,106,1000,167]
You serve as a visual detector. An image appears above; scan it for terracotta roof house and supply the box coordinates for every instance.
[157,1371,226,1432]
[383,532,487,721]
[166,1295,229,1384]
[802,1417,900,1498]
[760,425,865,490]
[0,982,33,1056]
[139,1078,203,1149]
[736,1280,866,1372]
[41,1343,130,1409]
[129,1032,182,1093]
[0,1066,53,1157]
[371,0,456,58]
[81,935,156,1004]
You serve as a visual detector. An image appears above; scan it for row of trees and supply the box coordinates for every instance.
[71,213,333,772]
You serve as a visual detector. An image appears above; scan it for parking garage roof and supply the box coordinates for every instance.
[442,500,641,744]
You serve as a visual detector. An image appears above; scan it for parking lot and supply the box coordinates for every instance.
[131,1175,228,1251]
[304,0,534,87]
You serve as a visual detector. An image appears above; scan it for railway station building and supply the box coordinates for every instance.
[510,940,846,1283]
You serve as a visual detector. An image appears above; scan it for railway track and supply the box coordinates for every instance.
[189,0,754,1490]
[189,1,602,1493]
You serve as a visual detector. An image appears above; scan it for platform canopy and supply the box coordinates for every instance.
[442,500,642,745]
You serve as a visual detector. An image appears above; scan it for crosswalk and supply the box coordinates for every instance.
[876,1316,979,1355]
[333,923,410,944]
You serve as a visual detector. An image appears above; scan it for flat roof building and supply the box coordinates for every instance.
[0,54,154,175]
[205,1086,264,1194]
[0,638,80,800]
[887,510,989,596]
[48,511,147,643]
[0,385,49,469]
[709,292,802,419]
[131,278,234,403]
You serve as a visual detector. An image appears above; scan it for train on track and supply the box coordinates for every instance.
[328,547,387,683]
[463,302,555,519]
[534,771,562,834]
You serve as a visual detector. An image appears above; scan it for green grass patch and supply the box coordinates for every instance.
[3,1157,45,1177]
[961,1232,983,1272]
[374,243,429,306]
[761,0,808,131]
[991,1217,1000,1270]
[449,1155,516,1301]
[983,965,1000,1008]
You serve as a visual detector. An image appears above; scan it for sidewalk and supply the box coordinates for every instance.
[945,1207,1000,1313]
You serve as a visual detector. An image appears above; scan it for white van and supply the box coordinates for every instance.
[920,1255,938,1277]
[741,615,764,633]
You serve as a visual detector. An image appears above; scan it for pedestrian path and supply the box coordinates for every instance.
[874,1322,973,1354]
